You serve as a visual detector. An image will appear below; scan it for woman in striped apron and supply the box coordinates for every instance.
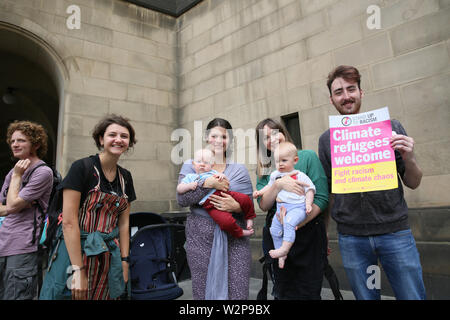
[40,114,137,300]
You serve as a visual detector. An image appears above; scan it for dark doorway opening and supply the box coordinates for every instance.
[0,49,59,182]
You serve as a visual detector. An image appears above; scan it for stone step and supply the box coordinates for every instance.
[176,278,394,300]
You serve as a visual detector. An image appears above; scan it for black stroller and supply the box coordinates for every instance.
[128,212,185,300]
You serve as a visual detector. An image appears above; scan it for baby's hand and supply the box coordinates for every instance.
[214,173,226,181]
[306,204,312,215]
[253,190,261,198]
[246,219,254,231]
[189,181,198,190]
[243,220,255,237]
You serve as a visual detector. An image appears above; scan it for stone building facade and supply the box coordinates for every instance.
[0,0,449,298]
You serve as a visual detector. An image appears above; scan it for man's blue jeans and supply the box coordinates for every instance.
[338,229,426,300]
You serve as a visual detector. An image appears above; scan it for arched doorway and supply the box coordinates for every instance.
[0,24,64,182]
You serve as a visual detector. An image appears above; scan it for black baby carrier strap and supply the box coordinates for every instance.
[324,259,344,300]
[256,207,276,300]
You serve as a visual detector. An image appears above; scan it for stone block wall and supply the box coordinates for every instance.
[2,0,449,219]
[177,0,450,209]
[1,0,179,212]
[177,0,450,297]
[1,0,449,297]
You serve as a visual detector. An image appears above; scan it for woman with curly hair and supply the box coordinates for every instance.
[0,120,53,300]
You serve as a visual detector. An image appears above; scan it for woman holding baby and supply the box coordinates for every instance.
[254,118,329,300]
[176,118,254,300]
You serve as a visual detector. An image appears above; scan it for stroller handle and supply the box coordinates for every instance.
[130,223,184,241]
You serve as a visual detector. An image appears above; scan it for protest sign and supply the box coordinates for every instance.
[329,107,398,193]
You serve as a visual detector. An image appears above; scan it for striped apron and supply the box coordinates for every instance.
[79,166,128,299]
[39,166,128,300]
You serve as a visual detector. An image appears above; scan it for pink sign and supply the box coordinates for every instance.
[330,120,395,168]
[329,107,398,193]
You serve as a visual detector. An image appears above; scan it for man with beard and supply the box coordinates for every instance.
[318,65,426,300]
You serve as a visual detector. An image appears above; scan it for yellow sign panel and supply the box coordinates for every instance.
[332,161,398,194]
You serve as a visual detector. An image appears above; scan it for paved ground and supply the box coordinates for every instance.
[176,278,395,300]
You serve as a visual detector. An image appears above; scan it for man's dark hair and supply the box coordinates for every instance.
[327,65,361,95]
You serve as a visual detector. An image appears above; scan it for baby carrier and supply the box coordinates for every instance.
[129,212,185,300]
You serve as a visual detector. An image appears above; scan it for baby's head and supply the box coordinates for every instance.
[274,142,298,172]
[192,148,214,174]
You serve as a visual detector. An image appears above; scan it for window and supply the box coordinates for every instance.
[281,112,302,150]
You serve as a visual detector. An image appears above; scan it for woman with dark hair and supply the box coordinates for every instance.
[0,121,53,300]
[255,118,329,300]
[177,118,254,300]
[40,114,137,300]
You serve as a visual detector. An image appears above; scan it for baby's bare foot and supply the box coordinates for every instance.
[269,248,288,259]
[278,256,287,269]
[242,229,254,237]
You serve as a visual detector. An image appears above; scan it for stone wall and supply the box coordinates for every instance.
[1,0,449,298]
[2,0,448,221]
[177,0,450,209]
[177,0,450,298]
[0,0,179,212]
